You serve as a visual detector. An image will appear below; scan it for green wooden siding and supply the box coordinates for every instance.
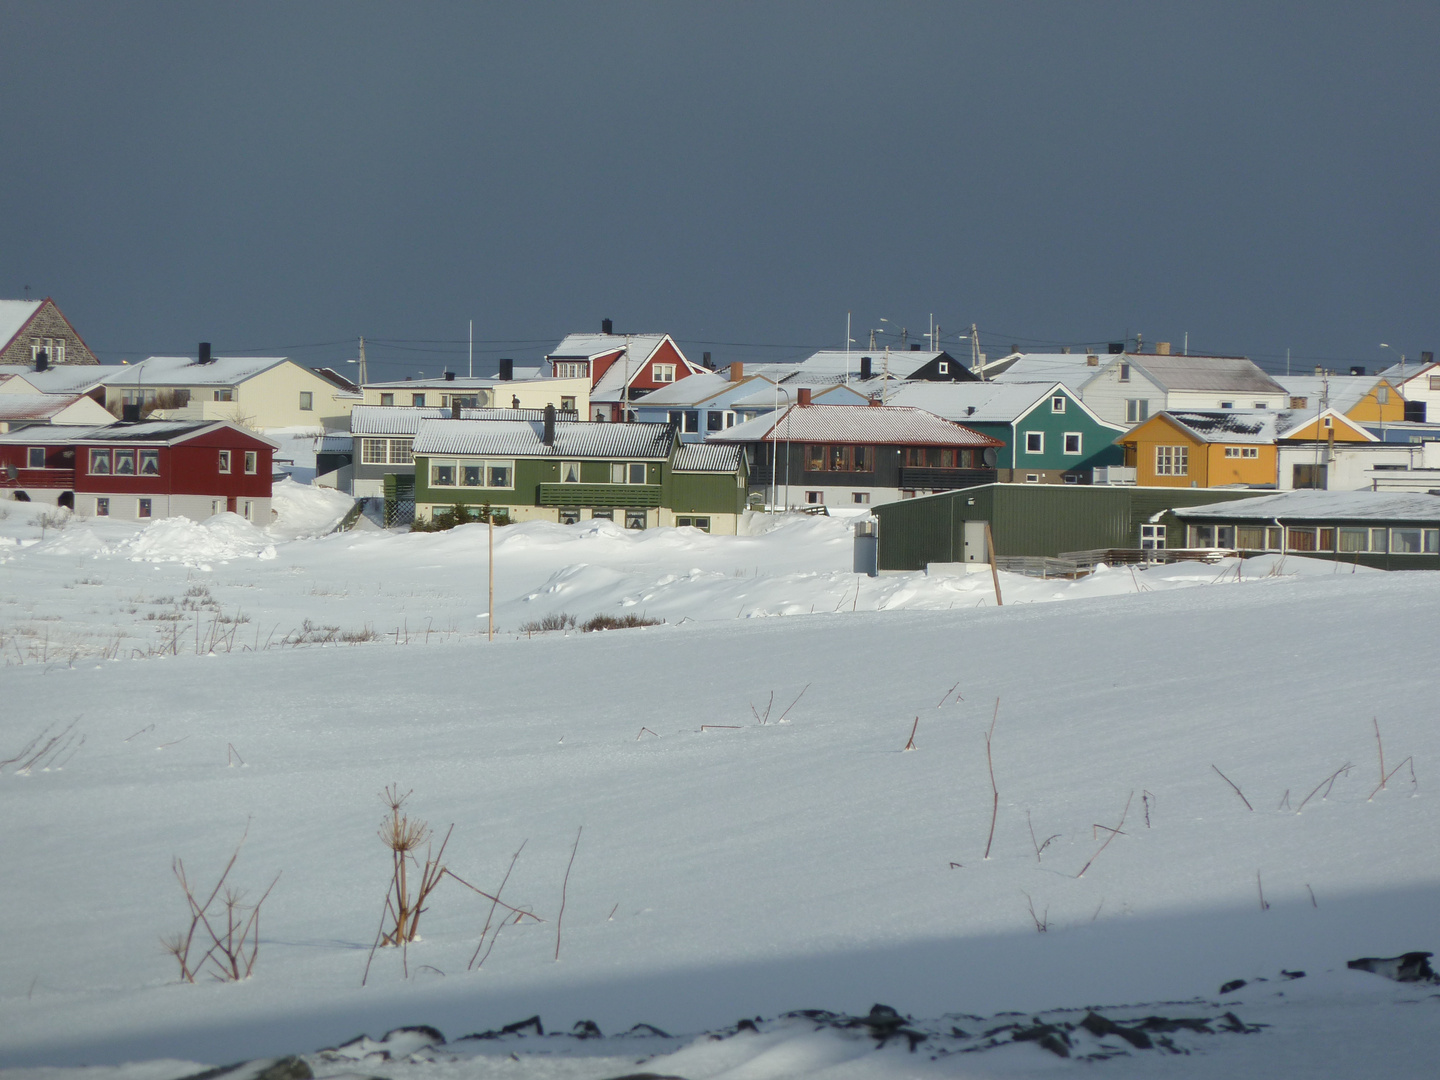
[669,470,746,515]
[540,483,660,507]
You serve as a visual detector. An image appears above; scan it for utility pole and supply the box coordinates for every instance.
[358,336,367,386]
[970,323,982,378]
[469,319,473,379]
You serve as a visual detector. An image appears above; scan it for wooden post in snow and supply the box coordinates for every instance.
[488,515,495,641]
[985,522,1003,607]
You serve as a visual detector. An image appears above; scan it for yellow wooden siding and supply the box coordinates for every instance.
[1345,380,1405,422]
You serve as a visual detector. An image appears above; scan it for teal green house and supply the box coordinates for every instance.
[886,381,1126,483]
[410,415,748,533]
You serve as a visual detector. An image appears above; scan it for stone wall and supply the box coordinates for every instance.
[0,300,99,366]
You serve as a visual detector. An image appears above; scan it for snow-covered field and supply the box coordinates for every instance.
[2,484,1437,1079]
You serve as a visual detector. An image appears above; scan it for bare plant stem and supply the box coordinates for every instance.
[903,717,919,751]
[1372,717,1386,794]
[776,683,810,723]
[1076,791,1133,878]
[1257,870,1269,911]
[1369,754,1416,800]
[1297,763,1351,812]
[555,826,582,962]
[1026,809,1059,862]
[1022,891,1048,932]
[1211,765,1254,810]
[983,699,999,860]
[467,840,528,971]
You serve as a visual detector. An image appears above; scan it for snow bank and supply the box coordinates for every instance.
[118,514,276,565]
[266,479,354,540]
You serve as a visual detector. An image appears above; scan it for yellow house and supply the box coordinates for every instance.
[1276,374,1406,423]
[1118,410,1281,487]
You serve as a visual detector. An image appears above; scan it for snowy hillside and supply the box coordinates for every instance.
[1,490,1437,1079]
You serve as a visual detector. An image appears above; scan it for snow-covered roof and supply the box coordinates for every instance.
[1130,354,1285,394]
[317,433,353,453]
[0,300,42,348]
[548,332,670,361]
[0,419,277,447]
[673,443,744,473]
[0,364,109,393]
[413,418,675,459]
[96,355,292,388]
[0,394,106,423]
[728,381,873,409]
[988,354,1101,392]
[1378,360,1439,386]
[884,381,1122,429]
[351,405,580,435]
[793,349,950,380]
[365,374,548,390]
[632,372,734,407]
[1273,375,1388,415]
[1152,410,1292,444]
[1173,489,1440,523]
[711,404,1001,446]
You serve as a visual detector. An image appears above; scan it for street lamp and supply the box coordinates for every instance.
[1379,343,1406,381]
[770,383,794,511]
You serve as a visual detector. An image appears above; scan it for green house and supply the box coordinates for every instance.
[411,416,747,533]
[886,381,1127,483]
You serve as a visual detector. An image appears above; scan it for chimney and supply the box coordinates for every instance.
[859,356,873,380]
[1350,365,1366,376]
[35,349,48,372]
[499,358,513,381]
[703,351,713,369]
[122,402,141,422]
[199,342,212,365]
[543,403,556,446]
[1108,342,1124,354]
[867,396,880,407]
[601,318,613,335]
[797,387,812,407]
[451,398,461,419]
[730,361,744,382]
[444,371,455,381]
[1315,366,1325,376]
[909,343,921,351]
[512,394,520,409]
[1086,354,1099,366]
[1422,351,1434,365]
[1156,342,1171,355]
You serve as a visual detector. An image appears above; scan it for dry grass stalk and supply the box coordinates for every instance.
[555,826,582,962]
[1211,765,1253,810]
[1257,870,1270,911]
[1297,763,1351,812]
[776,683,810,723]
[1023,891,1049,932]
[1026,810,1059,862]
[363,787,455,984]
[1076,790,1133,878]
[982,699,999,860]
[164,824,279,983]
[1372,717,1386,793]
[1369,755,1416,801]
[903,717,919,751]
[1142,790,1155,827]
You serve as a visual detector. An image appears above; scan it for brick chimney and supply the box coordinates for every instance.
[797,387,812,407]
[730,362,744,382]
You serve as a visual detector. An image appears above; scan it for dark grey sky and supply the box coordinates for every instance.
[3,2,1436,377]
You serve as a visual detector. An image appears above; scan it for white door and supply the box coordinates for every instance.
[963,520,989,563]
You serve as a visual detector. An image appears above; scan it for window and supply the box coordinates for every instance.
[380,393,395,406]
[1377,387,1389,403]
[828,445,851,471]
[1219,401,1234,409]
[462,465,483,487]
[1339,528,1369,553]
[653,364,676,383]
[1024,431,1043,454]
[54,340,64,364]
[561,396,576,411]
[806,444,825,472]
[27,447,44,469]
[137,498,152,519]
[431,464,456,486]
[675,516,711,531]
[139,450,160,475]
[624,509,647,530]
[488,464,513,488]
[1125,399,1149,423]
[361,439,387,465]
[725,411,736,428]
[1051,396,1066,413]
[1025,473,1040,483]
[214,389,233,402]
[1119,363,1131,382]
[1063,433,1082,455]
[852,492,870,504]
[1391,528,1424,554]
[218,450,231,473]
[669,410,699,433]
[1155,445,1188,476]
[211,499,224,516]
[1191,524,1215,547]
[1429,375,1440,391]
[559,461,581,483]
[244,451,257,474]
[90,449,111,474]
[299,391,313,411]
[591,508,614,520]
[389,439,413,464]
[1254,403,1268,410]
[1139,524,1165,550]
[609,462,648,484]
[1225,446,1260,458]
[938,362,949,374]
[559,508,581,525]
[554,362,589,379]
[806,490,824,504]
[1236,526,1265,549]
[707,410,724,432]
[904,447,966,468]
[1293,464,1327,489]
[243,501,253,521]
[629,462,646,484]
[95,497,109,516]
[113,450,136,475]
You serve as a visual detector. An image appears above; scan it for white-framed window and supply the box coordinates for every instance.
[299,391,313,411]
[1125,399,1149,423]
[609,462,648,484]
[412,394,426,407]
[389,439,413,464]
[212,499,224,516]
[852,492,870,504]
[1429,374,1440,391]
[95,497,109,516]
[1254,402,1268,409]
[554,362,589,379]
[938,362,949,374]
[431,463,456,486]
[137,498,152,519]
[488,463,513,488]
[653,363,676,383]
[218,450,231,473]
[1024,431,1043,454]
[446,459,514,489]
[675,516,711,532]
[1224,446,1259,458]
[361,439,388,465]
[1051,395,1066,413]
[1391,528,1440,554]
[707,410,725,432]
[27,447,44,469]
[89,449,111,475]
[140,450,160,475]
[625,508,647,530]
[561,396,577,411]
[1155,445,1188,476]
[214,388,233,402]
[1063,432,1082,454]
[1119,363,1131,382]
[1377,386,1390,403]
[806,490,824,504]
[1025,473,1040,483]
[1140,524,1165,550]
[114,450,136,475]
[559,461,581,483]
[379,393,395,406]
[244,451,258,474]
[242,501,253,521]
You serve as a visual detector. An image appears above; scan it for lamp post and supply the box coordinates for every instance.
[770,384,794,511]
[1380,342,1407,383]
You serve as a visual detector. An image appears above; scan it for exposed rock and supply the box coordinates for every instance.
[1347,952,1438,983]
[1219,979,1247,994]
[178,1057,313,1080]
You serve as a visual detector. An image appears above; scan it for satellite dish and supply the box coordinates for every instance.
[982,447,998,468]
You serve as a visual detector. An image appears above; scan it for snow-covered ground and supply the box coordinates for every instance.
[2,485,1437,1078]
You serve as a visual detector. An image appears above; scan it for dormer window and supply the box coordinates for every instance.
[653,364,676,384]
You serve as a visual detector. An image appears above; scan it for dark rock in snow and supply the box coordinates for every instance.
[178,1057,313,1080]
[571,1020,603,1039]
[1079,1011,1153,1049]
[624,1023,672,1038]
[1280,969,1305,980]
[1347,951,1438,983]
[1219,979,1247,994]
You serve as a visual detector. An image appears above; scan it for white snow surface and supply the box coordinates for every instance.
[1,485,1437,1078]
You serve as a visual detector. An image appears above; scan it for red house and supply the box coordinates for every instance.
[547,322,709,422]
[0,420,277,522]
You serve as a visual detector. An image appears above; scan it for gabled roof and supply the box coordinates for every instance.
[1126,354,1286,395]
[548,332,670,360]
[413,418,675,459]
[1276,409,1378,442]
[0,394,113,424]
[710,404,1001,447]
[1132,409,1288,445]
[1173,489,1440,523]
[0,419,278,447]
[1274,375,1393,415]
[792,349,957,380]
[351,405,580,435]
[1379,360,1440,387]
[0,364,109,394]
[728,380,872,409]
[0,300,43,349]
[365,373,549,390]
[311,367,362,394]
[98,355,291,387]
[673,443,745,473]
[884,381,1125,430]
[988,353,1101,392]
[632,371,735,407]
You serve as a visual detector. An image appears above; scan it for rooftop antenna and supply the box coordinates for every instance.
[845,310,851,385]
[468,319,473,379]
[358,336,367,386]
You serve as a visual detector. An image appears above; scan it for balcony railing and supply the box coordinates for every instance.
[538,483,661,508]
[1,468,77,490]
[897,467,996,490]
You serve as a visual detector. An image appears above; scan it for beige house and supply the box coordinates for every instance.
[361,374,590,416]
[99,352,360,432]
[0,393,116,433]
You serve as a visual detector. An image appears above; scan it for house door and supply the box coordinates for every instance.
[963,520,989,563]
[226,496,237,513]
